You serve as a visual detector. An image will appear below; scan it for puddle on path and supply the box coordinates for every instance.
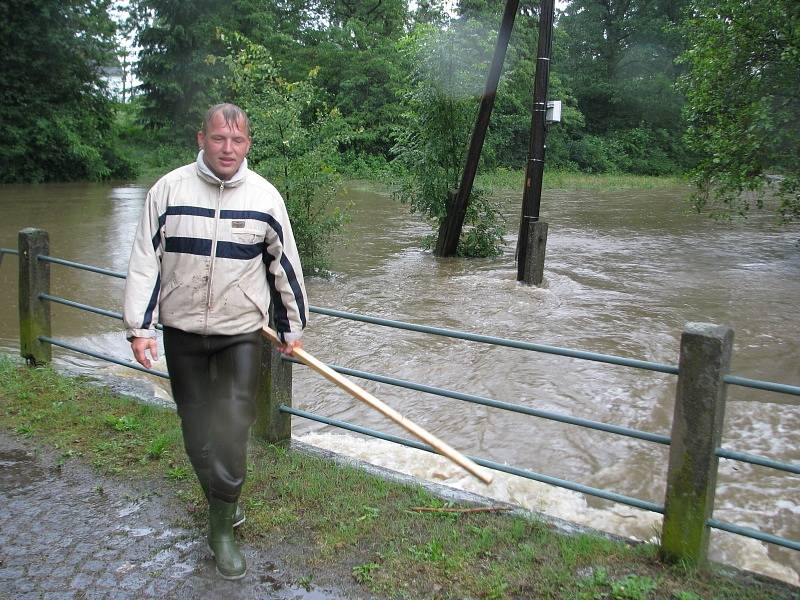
[0,449,45,492]
[0,438,356,600]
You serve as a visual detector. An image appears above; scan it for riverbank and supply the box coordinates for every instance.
[0,357,794,599]
[117,132,687,193]
[476,168,687,192]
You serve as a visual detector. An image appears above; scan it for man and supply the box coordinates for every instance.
[123,103,308,580]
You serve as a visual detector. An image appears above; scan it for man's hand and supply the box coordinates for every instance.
[277,339,302,356]
[131,337,159,369]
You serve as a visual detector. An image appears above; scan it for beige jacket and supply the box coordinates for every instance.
[123,152,308,342]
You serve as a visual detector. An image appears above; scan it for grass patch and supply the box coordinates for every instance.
[0,358,188,478]
[476,167,687,192]
[0,357,794,600]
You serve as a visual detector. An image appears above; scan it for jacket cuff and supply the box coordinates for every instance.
[126,328,157,342]
[279,330,303,344]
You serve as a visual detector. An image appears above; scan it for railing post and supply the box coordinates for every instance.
[18,228,51,366]
[253,335,293,444]
[661,322,733,566]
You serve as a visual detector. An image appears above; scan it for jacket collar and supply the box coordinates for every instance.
[196,151,248,187]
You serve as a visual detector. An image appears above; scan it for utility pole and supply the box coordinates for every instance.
[435,0,520,257]
[517,0,555,285]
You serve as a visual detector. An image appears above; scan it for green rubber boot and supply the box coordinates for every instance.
[208,497,247,580]
[197,469,245,528]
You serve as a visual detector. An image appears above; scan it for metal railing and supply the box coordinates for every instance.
[3,230,799,563]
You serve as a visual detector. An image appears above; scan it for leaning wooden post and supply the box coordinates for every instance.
[434,0,520,257]
[253,323,293,444]
[18,228,52,366]
[661,322,733,566]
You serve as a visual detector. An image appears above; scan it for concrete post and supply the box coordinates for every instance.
[661,322,733,566]
[521,219,548,286]
[18,228,51,366]
[253,335,293,444]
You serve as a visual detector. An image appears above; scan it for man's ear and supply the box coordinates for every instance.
[197,131,206,150]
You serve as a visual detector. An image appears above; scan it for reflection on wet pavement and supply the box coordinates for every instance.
[0,432,357,599]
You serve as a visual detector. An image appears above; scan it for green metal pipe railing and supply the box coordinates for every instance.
[714,448,800,475]
[34,290,800,476]
[39,336,168,379]
[6,248,799,397]
[310,306,680,375]
[707,518,800,552]
[30,270,800,478]
[310,306,800,397]
[0,247,18,270]
[39,293,163,330]
[722,374,800,396]
[37,255,127,279]
[41,294,125,322]
[282,356,673,445]
[2,247,798,554]
[281,405,665,514]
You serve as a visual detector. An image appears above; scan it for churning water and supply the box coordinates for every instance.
[0,180,797,584]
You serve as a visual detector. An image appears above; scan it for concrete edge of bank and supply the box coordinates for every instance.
[290,439,635,542]
[289,439,799,592]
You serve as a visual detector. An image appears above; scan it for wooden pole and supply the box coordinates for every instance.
[262,327,493,485]
[522,219,548,285]
[517,0,555,282]
[435,0,520,257]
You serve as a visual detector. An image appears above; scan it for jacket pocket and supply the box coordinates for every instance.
[159,277,180,302]
[238,280,268,316]
[231,228,263,245]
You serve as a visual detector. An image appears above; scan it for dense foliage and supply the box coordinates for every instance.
[679,0,800,221]
[224,38,351,274]
[4,0,797,237]
[0,0,133,182]
[558,0,689,174]
[392,23,505,257]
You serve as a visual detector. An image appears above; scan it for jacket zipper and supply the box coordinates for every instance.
[204,181,225,333]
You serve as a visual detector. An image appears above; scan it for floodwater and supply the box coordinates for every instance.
[0,179,798,584]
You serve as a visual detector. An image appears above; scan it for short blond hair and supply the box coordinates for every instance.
[201,103,251,135]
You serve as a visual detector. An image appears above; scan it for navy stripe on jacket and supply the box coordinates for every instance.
[152,212,168,250]
[264,253,290,335]
[216,241,265,260]
[221,210,270,222]
[165,237,212,256]
[166,206,216,218]
[141,273,161,329]
[161,206,270,222]
[279,255,307,327]
[164,236,265,261]
[262,214,307,332]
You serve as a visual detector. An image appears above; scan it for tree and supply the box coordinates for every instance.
[224,37,351,274]
[680,0,800,221]
[132,0,239,140]
[558,0,688,174]
[0,0,133,182]
[392,24,505,257]
[306,0,409,158]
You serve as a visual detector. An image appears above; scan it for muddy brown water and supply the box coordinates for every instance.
[0,180,798,584]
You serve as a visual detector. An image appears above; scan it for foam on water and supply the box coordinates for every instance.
[299,431,799,586]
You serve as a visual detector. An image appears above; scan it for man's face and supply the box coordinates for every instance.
[197,112,252,181]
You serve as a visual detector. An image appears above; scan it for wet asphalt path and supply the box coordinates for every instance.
[0,431,356,599]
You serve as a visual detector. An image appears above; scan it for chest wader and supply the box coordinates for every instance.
[163,326,262,580]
